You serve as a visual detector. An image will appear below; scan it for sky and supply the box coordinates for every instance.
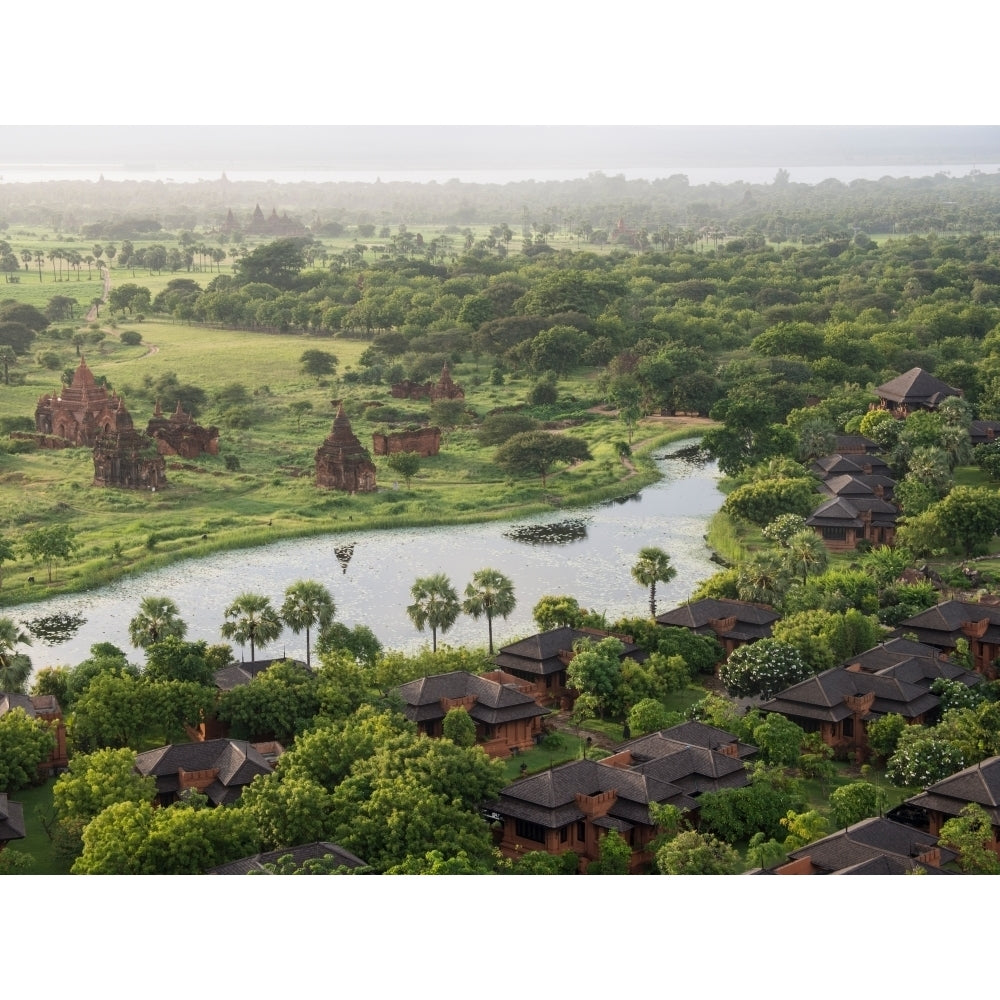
[6,0,996,136]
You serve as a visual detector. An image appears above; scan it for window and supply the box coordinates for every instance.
[560,825,569,843]
[843,717,854,737]
[821,526,847,540]
[576,820,586,843]
[514,819,546,844]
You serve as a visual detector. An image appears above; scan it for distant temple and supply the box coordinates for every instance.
[92,398,167,490]
[391,363,465,401]
[146,400,219,458]
[315,404,376,493]
[35,357,122,446]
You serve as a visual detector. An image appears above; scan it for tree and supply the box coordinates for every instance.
[829,781,886,828]
[387,451,420,489]
[221,592,282,662]
[493,431,591,486]
[0,707,56,793]
[533,594,585,630]
[73,797,258,875]
[783,529,829,584]
[442,706,476,747]
[477,411,537,446]
[280,580,335,668]
[142,637,216,686]
[127,596,187,650]
[0,345,16,385]
[719,639,810,700]
[588,829,631,874]
[630,546,677,617]
[216,659,320,743]
[656,829,741,874]
[929,486,1000,556]
[300,349,338,379]
[22,524,78,583]
[407,573,461,652]
[289,400,313,429]
[0,616,32,693]
[53,746,156,827]
[628,697,670,736]
[886,729,966,787]
[235,237,308,289]
[566,637,625,718]
[938,803,1000,874]
[462,568,516,654]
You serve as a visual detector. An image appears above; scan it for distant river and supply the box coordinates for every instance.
[9,443,723,672]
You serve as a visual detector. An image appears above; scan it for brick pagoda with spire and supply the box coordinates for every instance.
[315,403,376,493]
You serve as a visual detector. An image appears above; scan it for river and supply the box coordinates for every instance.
[9,443,723,671]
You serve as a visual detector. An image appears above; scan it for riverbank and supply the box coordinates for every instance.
[0,419,716,609]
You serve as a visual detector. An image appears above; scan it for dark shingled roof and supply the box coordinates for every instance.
[392,670,549,726]
[207,842,367,875]
[655,598,778,642]
[494,626,645,678]
[843,638,981,689]
[811,453,892,478]
[781,817,955,874]
[761,665,940,723]
[876,367,961,408]
[897,599,1000,653]
[806,495,898,530]
[213,657,308,692]
[0,792,26,842]
[906,755,1000,827]
[134,739,273,805]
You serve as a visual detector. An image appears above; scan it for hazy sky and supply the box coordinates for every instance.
[7,1,994,132]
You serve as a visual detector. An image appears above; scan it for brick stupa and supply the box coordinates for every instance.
[315,403,376,493]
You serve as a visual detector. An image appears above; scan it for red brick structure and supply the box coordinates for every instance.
[315,404,376,493]
[92,398,167,490]
[34,357,123,446]
[391,363,465,401]
[146,400,219,458]
[371,426,441,457]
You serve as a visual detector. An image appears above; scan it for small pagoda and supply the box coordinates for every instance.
[92,398,167,490]
[315,404,376,493]
[146,400,220,458]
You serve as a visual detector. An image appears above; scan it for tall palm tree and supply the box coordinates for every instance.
[462,568,516,655]
[280,580,335,668]
[221,592,282,663]
[784,530,829,584]
[127,596,187,650]
[0,616,32,693]
[407,573,460,652]
[631,546,677,617]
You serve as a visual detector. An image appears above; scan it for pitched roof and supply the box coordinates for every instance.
[495,626,645,677]
[392,670,549,726]
[897,599,1000,650]
[207,842,367,875]
[655,598,778,642]
[906,755,1000,826]
[876,367,961,407]
[213,657,308,692]
[811,453,892,478]
[844,638,981,688]
[806,495,899,529]
[134,739,273,805]
[0,792,26,842]
[781,817,955,873]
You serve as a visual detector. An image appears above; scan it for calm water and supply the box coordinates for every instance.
[9,444,723,671]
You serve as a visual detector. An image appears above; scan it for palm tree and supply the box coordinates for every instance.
[407,573,460,652]
[462,568,516,655]
[127,596,187,650]
[0,616,32,693]
[221,592,282,662]
[783,530,829,584]
[631,546,677,617]
[280,580,335,668]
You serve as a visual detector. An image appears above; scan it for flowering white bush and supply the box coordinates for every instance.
[719,639,810,699]
[886,735,966,787]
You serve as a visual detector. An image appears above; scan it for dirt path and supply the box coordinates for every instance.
[84,266,112,322]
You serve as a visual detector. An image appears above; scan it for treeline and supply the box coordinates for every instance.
[2,170,1000,240]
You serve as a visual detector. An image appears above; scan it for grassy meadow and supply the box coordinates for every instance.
[0,261,715,606]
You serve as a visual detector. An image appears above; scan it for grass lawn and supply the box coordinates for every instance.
[6,779,69,874]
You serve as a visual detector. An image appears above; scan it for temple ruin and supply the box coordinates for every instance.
[372,426,441,457]
[315,404,377,493]
[146,400,220,458]
[391,363,465,401]
[35,357,123,446]
[92,398,167,490]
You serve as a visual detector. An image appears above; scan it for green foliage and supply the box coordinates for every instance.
[280,580,335,668]
[477,410,537,446]
[127,596,187,650]
[656,829,741,874]
[630,546,677,617]
[722,477,818,528]
[73,798,259,874]
[216,659,320,743]
[53,746,156,825]
[587,829,631,874]
[719,639,810,700]
[697,773,796,844]
[300,348,338,378]
[566,637,625,718]
[22,524,79,582]
[628,697,670,736]
[442,707,477,747]
[493,430,591,486]
[143,637,215,686]
[462,568,516,655]
[771,608,885,675]
[761,513,807,547]
[751,713,806,767]
[829,781,886,828]
[220,592,282,662]
[886,727,966,787]
[387,450,421,488]
[0,708,56,792]
[779,808,830,851]
[938,803,1000,874]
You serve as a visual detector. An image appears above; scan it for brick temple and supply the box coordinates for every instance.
[146,400,219,458]
[315,404,376,492]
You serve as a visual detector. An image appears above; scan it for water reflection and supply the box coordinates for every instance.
[10,440,724,670]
